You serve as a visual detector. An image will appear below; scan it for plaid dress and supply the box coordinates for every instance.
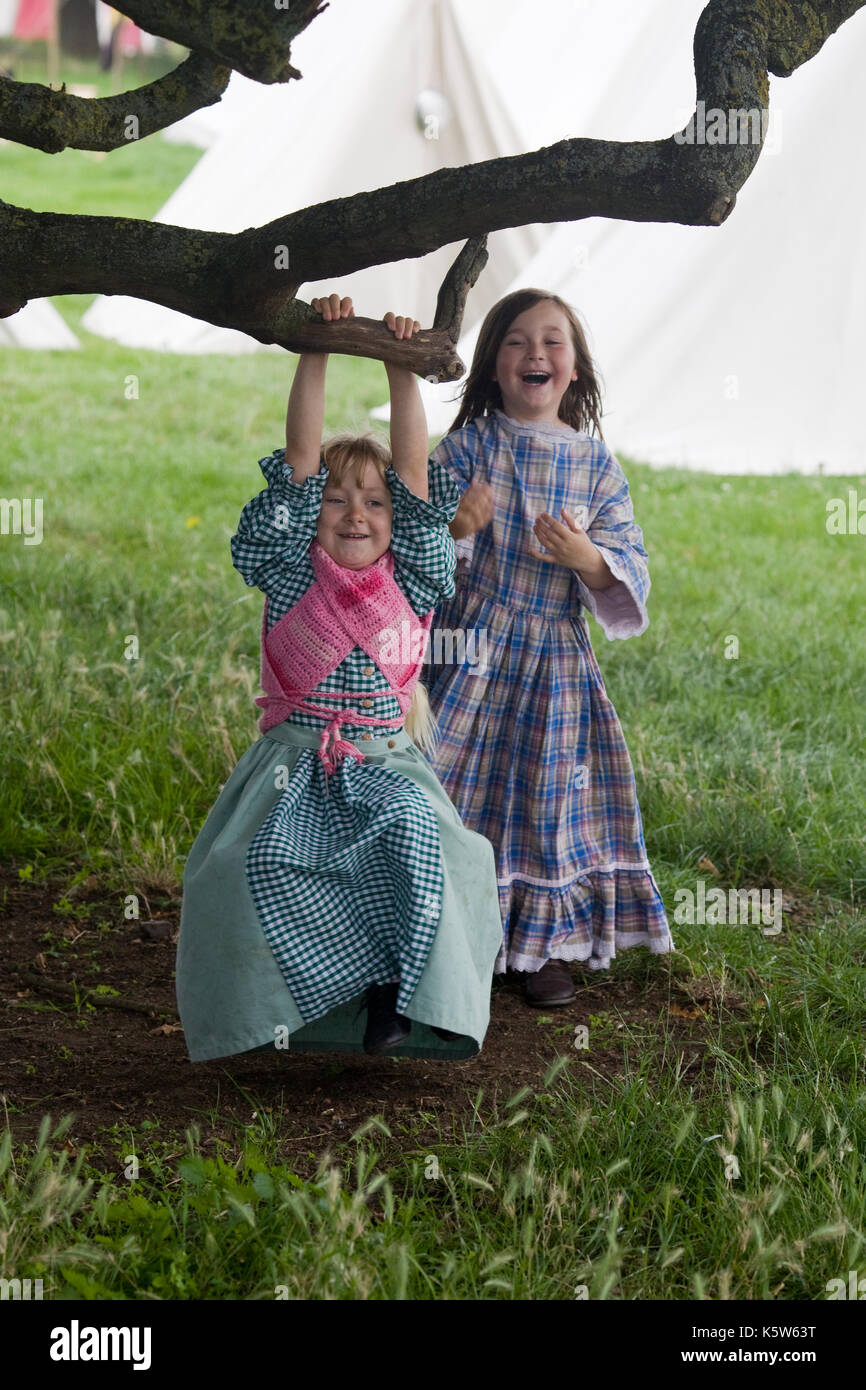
[175,448,503,1062]
[425,410,673,973]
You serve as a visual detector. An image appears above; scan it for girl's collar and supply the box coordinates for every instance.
[492,409,586,440]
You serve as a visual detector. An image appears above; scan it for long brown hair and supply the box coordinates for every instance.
[449,289,604,437]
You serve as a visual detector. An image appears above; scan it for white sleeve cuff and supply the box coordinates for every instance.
[572,548,649,640]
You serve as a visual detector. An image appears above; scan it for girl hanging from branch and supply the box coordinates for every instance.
[176,293,502,1061]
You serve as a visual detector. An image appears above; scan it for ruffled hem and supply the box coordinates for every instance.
[495,867,673,974]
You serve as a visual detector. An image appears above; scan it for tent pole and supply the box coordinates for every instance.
[112,27,125,88]
[46,0,60,85]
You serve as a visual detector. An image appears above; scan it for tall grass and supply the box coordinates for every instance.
[3,62,866,1300]
[4,366,865,910]
[3,1053,865,1300]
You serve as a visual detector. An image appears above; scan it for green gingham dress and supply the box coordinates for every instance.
[175,449,503,1062]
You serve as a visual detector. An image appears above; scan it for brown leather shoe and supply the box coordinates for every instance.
[524,958,576,1007]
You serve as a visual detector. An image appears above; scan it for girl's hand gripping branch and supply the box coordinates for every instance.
[284,293,354,484]
[383,309,428,502]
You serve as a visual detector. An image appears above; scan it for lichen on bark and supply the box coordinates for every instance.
[1,0,864,374]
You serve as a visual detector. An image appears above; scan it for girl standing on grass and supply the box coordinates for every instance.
[425,289,673,1008]
[176,294,502,1061]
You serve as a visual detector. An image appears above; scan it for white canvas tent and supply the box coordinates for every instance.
[81,0,866,470]
[0,0,17,35]
[83,0,543,352]
[0,299,79,349]
[401,0,866,474]
[161,71,265,151]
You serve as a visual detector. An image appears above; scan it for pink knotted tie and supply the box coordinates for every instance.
[255,541,434,778]
[318,713,365,785]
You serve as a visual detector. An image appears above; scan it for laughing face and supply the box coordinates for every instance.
[492,300,578,424]
[316,461,393,569]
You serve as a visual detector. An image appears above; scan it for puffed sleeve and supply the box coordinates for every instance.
[387,458,460,616]
[430,421,483,566]
[230,447,327,595]
[572,445,651,640]
[429,421,479,496]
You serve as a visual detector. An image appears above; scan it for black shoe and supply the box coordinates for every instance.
[524,958,576,1007]
[363,982,411,1054]
[430,1025,461,1041]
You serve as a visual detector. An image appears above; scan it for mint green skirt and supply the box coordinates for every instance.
[176,723,503,1061]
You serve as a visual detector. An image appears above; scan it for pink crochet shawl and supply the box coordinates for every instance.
[256,540,433,772]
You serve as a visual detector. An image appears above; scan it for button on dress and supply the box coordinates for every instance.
[175,450,503,1061]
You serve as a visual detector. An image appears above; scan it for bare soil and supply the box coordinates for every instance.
[0,860,752,1175]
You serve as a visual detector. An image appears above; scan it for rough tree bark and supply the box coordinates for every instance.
[0,0,863,378]
[0,52,231,153]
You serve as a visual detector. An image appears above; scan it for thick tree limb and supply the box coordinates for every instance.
[1,0,863,373]
[265,0,866,284]
[709,0,863,77]
[253,236,490,377]
[0,0,329,152]
[0,52,230,153]
[118,0,329,83]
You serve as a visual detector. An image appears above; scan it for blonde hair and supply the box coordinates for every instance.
[404,681,439,753]
[321,431,391,487]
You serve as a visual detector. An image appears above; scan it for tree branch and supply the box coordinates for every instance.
[264,0,866,283]
[1,0,863,372]
[13,963,165,1018]
[256,236,490,377]
[118,0,329,83]
[0,0,333,151]
[0,52,230,153]
[433,236,490,341]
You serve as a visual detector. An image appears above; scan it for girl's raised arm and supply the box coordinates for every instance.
[383,311,428,502]
[285,294,354,482]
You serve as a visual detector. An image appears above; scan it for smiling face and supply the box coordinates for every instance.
[316,460,393,569]
[492,301,579,424]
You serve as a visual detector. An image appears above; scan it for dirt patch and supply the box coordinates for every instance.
[0,861,749,1174]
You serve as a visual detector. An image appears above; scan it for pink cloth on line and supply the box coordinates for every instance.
[256,539,433,772]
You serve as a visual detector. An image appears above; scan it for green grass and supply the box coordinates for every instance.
[4,1048,866,1301]
[1,43,200,333]
[4,352,865,909]
[1,135,200,221]
[3,60,866,1299]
